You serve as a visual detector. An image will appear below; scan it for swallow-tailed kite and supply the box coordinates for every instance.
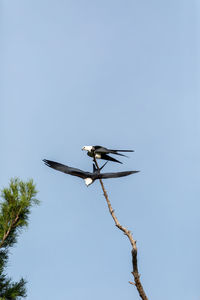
[43,159,139,186]
[82,145,134,164]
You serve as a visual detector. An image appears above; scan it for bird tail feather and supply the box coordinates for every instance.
[102,154,122,164]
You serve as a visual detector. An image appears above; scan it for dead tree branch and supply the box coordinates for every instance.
[94,158,148,300]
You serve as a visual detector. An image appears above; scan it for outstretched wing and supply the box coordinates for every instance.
[92,161,108,173]
[99,170,139,179]
[43,159,90,179]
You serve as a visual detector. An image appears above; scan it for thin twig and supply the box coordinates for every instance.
[94,157,148,300]
[0,210,21,249]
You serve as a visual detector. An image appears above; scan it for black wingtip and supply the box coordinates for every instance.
[43,159,51,167]
[124,170,140,176]
[115,160,123,164]
[100,161,108,170]
[93,163,97,173]
[125,170,140,175]
[116,149,134,153]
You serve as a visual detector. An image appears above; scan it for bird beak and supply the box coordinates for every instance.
[82,147,84,151]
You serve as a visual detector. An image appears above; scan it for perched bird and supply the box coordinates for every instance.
[43,159,139,186]
[82,145,134,164]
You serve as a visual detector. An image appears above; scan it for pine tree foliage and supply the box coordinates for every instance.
[0,178,39,299]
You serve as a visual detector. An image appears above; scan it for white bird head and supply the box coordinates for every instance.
[82,146,93,152]
[84,178,93,186]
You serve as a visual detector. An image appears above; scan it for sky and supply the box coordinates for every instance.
[1,0,200,299]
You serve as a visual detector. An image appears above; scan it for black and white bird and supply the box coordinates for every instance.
[43,159,139,186]
[82,145,134,164]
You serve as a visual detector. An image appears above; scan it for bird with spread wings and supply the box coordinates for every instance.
[43,159,139,186]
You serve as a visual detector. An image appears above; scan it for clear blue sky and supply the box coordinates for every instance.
[1,1,200,299]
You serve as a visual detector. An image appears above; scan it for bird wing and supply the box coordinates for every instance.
[94,146,134,157]
[98,170,139,179]
[43,159,90,179]
[108,149,134,152]
[93,146,110,153]
[96,147,127,157]
[107,149,134,158]
[107,151,128,157]
[92,161,108,173]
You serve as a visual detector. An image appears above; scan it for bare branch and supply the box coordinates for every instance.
[94,158,148,300]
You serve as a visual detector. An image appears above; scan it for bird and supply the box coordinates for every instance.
[43,159,139,186]
[82,145,134,164]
